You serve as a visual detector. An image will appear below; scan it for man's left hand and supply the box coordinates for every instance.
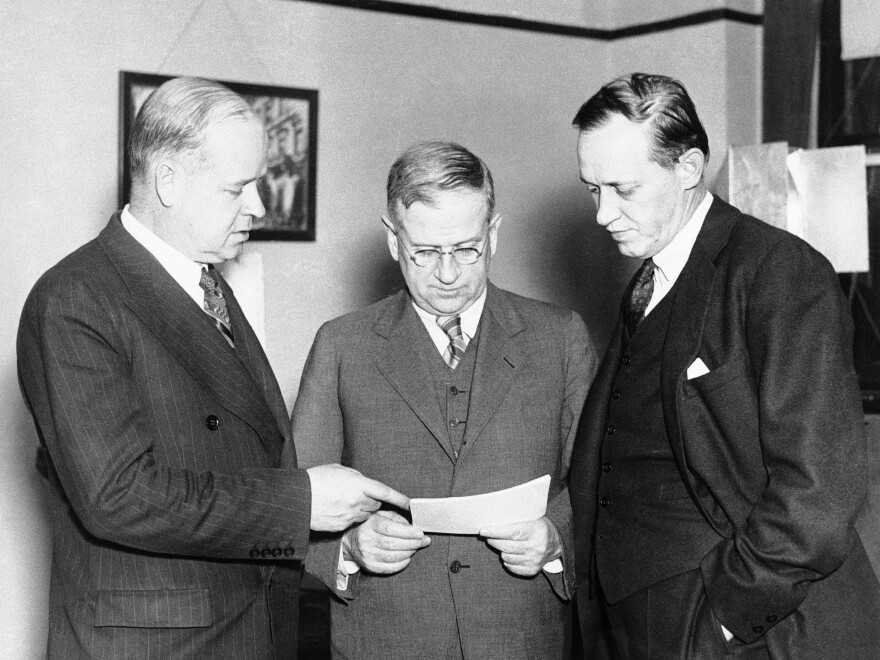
[479,517,562,576]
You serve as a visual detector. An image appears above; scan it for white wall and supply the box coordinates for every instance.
[0,1,761,656]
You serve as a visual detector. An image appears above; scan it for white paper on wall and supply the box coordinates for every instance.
[841,0,880,60]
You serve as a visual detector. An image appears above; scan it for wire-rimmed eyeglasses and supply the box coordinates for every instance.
[383,221,491,268]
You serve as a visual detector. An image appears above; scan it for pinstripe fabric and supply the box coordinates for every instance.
[17,214,311,659]
[291,285,599,659]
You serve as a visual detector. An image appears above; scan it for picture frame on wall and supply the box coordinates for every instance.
[119,71,318,241]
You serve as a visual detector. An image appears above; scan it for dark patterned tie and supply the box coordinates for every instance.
[624,258,656,337]
[436,315,468,369]
[199,266,235,348]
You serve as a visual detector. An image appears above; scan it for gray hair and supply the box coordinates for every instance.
[129,76,257,180]
[386,141,495,227]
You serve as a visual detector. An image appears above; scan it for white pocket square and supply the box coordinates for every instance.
[687,357,710,380]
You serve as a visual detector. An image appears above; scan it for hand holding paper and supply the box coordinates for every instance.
[343,510,431,575]
[480,517,563,577]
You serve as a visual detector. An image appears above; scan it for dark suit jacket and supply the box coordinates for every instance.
[17,214,313,659]
[571,197,880,658]
[290,284,597,659]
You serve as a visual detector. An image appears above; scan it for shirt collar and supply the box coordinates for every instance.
[652,192,713,286]
[411,286,487,340]
[121,205,206,308]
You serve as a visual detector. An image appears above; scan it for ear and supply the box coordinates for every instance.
[155,161,177,208]
[676,148,705,191]
[488,214,503,256]
[382,216,400,262]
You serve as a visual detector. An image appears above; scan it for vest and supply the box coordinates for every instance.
[423,324,481,461]
[594,292,721,603]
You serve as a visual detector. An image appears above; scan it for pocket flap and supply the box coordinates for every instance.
[94,588,213,628]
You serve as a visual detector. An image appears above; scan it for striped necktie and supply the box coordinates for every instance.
[437,315,468,369]
[199,266,235,348]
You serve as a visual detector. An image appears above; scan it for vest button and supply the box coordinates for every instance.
[205,415,220,431]
[450,560,462,573]
[600,496,610,507]
[450,385,459,395]
[606,424,615,435]
[601,463,612,473]
[621,355,632,366]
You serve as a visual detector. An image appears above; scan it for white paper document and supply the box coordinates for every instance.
[409,475,550,534]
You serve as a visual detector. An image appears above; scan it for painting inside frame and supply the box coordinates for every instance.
[119,71,318,241]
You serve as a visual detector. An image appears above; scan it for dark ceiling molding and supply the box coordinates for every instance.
[288,1,762,40]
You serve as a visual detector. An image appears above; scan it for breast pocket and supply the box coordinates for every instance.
[94,588,213,628]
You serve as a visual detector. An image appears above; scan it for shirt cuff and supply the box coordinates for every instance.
[335,544,360,591]
[543,558,563,574]
[721,624,734,642]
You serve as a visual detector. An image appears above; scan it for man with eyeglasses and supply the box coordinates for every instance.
[290,141,598,659]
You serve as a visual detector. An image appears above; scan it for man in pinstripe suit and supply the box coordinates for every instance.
[16,76,407,659]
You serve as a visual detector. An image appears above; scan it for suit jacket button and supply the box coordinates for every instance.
[621,355,631,366]
[600,496,610,507]
[283,547,295,557]
[752,625,764,634]
[449,418,460,428]
[249,547,260,559]
[205,415,220,431]
[272,547,283,558]
[450,385,459,395]
[260,548,272,558]
[450,560,462,573]
[612,389,621,399]
[766,614,777,623]
[602,463,613,473]
[606,424,616,435]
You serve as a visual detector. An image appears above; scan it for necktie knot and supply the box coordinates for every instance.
[624,258,656,337]
[200,266,234,347]
[436,315,467,369]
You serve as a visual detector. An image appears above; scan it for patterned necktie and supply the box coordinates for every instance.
[624,258,656,337]
[199,266,235,348]
[436,315,468,369]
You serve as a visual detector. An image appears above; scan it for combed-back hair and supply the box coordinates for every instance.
[572,72,709,169]
[386,141,495,227]
[129,76,257,180]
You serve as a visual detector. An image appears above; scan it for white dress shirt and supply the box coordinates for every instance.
[120,205,207,309]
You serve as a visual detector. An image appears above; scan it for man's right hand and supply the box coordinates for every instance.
[343,510,431,574]
[306,463,410,532]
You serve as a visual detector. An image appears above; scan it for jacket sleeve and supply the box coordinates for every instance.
[699,237,867,642]
[289,323,357,600]
[543,310,599,599]
[17,270,312,562]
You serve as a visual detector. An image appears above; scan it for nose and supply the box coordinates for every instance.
[595,192,620,227]
[434,251,460,284]
[242,181,266,219]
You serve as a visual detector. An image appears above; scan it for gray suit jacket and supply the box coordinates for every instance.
[290,283,597,659]
[17,214,312,659]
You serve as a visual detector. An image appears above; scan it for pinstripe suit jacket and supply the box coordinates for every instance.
[17,214,312,659]
[291,284,597,659]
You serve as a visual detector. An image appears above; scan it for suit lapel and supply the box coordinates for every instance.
[373,291,455,460]
[458,284,527,460]
[97,215,285,464]
[661,197,738,480]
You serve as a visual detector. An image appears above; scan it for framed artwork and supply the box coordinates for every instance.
[119,71,318,241]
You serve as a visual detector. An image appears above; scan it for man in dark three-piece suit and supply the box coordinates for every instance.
[290,141,597,658]
[570,73,880,659]
[16,77,406,659]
